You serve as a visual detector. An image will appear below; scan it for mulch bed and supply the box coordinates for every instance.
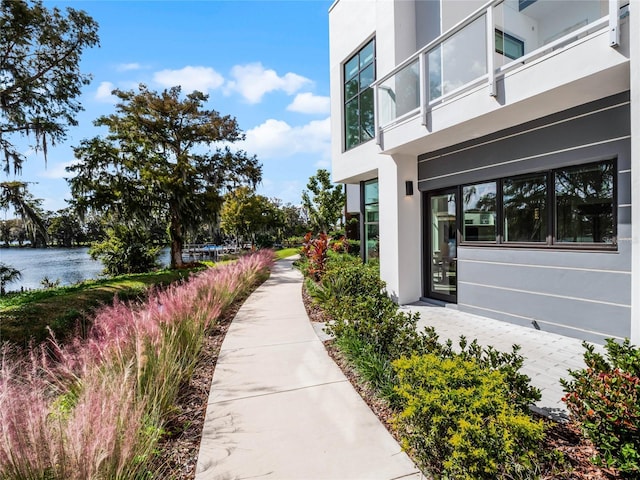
[150,285,255,479]
[154,277,620,480]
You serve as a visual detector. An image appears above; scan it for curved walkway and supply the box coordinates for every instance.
[195,257,421,480]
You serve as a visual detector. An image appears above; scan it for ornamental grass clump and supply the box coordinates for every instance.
[0,250,273,479]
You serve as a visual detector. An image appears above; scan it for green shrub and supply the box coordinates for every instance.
[89,225,160,275]
[337,332,396,402]
[415,328,541,411]
[393,353,545,480]
[561,338,640,476]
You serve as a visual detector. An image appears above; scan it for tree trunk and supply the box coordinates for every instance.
[169,204,184,269]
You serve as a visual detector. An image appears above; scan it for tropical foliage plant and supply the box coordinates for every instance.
[562,338,640,476]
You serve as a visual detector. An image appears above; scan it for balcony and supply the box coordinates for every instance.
[373,0,629,154]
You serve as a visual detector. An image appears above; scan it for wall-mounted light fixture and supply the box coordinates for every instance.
[405,180,414,196]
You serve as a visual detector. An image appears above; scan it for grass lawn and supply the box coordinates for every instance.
[274,247,300,260]
[1,247,296,347]
[0,269,196,346]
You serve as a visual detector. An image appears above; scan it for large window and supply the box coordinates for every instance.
[458,159,615,247]
[555,162,614,244]
[463,182,496,242]
[503,173,547,243]
[363,179,379,261]
[344,39,375,150]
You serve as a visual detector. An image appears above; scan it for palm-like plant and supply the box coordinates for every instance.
[0,181,48,246]
[0,262,21,295]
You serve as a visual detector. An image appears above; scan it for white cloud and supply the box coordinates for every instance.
[95,81,116,102]
[153,66,224,93]
[38,160,80,180]
[116,62,143,72]
[226,63,312,103]
[242,117,330,160]
[258,179,304,205]
[286,93,330,114]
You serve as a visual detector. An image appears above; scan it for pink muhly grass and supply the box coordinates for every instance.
[0,348,55,478]
[0,250,273,479]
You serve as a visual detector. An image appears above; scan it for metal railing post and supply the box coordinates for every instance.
[487,5,497,97]
[420,52,428,127]
[374,83,381,146]
[609,0,620,47]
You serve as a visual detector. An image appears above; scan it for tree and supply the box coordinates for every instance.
[48,208,83,247]
[0,262,21,295]
[0,0,99,173]
[0,181,47,246]
[68,84,261,269]
[220,187,280,248]
[301,169,345,233]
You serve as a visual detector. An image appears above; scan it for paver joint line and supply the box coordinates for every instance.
[222,339,319,352]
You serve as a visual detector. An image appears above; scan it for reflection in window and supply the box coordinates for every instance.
[495,29,524,60]
[363,179,379,261]
[503,173,547,242]
[555,161,614,243]
[463,182,496,241]
[344,39,375,150]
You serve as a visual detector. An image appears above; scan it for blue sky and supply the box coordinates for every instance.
[12,0,333,212]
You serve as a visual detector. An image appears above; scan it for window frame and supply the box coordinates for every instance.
[361,178,379,262]
[495,28,525,60]
[343,38,376,151]
[457,158,617,250]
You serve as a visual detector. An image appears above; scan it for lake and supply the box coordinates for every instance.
[0,247,171,292]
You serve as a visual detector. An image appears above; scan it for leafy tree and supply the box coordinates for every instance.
[301,169,345,233]
[68,84,261,269]
[0,181,47,246]
[0,262,21,295]
[220,187,280,248]
[0,0,99,173]
[48,208,83,247]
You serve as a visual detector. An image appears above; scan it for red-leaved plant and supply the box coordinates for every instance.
[561,338,640,477]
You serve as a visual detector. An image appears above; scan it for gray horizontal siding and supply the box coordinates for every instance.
[458,257,630,306]
[418,92,632,343]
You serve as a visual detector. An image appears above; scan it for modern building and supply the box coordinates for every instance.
[329,0,639,344]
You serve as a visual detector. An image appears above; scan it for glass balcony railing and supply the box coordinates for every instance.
[374,0,622,136]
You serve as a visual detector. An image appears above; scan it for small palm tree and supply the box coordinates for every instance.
[0,262,22,295]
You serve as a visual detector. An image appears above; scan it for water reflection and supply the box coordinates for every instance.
[0,247,170,291]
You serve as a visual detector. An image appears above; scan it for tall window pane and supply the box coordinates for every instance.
[503,173,547,242]
[363,179,379,261]
[344,39,375,150]
[463,182,496,241]
[555,161,614,243]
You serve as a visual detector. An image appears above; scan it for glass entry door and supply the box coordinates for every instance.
[427,189,458,302]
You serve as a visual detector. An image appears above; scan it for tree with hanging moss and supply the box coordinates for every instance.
[68,85,262,270]
[0,0,99,173]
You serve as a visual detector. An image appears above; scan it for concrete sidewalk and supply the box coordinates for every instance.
[195,258,421,480]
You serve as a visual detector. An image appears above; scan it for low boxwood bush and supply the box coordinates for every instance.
[561,338,640,476]
[393,353,545,480]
